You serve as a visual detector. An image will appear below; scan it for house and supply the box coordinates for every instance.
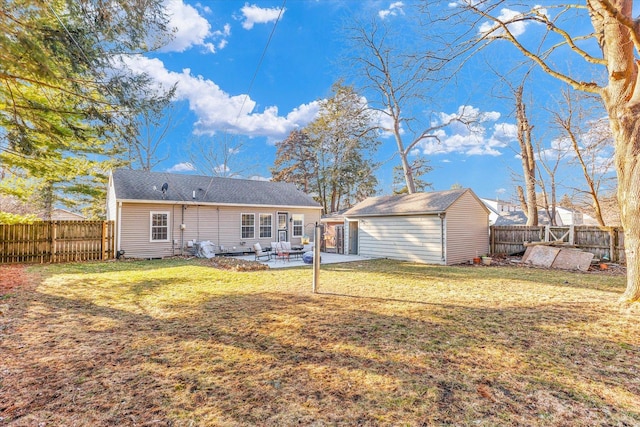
[343,189,489,265]
[50,208,85,221]
[106,169,322,259]
[481,198,599,226]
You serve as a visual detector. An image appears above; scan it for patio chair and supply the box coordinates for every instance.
[253,243,271,261]
[271,241,290,262]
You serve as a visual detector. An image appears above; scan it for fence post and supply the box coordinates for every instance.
[101,221,108,260]
[490,225,495,254]
[569,225,575,245]
[50,221,57,263]
[610,228,617,262]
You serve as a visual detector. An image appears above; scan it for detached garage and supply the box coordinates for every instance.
[343,189,489,265]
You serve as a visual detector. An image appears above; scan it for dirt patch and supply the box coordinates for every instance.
[0,264,30,294]
[464,254,627,276]
[201,256,269,272]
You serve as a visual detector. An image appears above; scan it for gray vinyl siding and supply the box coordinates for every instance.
[118,202,321,258]
[445,192,489,265]
[357,216,446,265]
[119,203,174,259]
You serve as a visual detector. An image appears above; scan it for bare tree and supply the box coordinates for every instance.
[129,104,176,171]
[550,89,615,226]
[436,0,640,304]
[346,18,468,194]
[514,84,538,225]
[536,136,567,226]
[188,133,258,178]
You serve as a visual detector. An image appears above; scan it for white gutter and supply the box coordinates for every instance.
[115,198,323,210]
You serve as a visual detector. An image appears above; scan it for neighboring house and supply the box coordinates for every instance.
[50,208,85,221]
[343,189,489,265]
[107,169,322,259]
[482,199,598,226]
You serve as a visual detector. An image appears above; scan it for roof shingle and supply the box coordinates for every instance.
[343,189,470,217]
[111,169,321,208]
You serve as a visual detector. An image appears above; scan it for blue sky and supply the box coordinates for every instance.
[121,0,616,202]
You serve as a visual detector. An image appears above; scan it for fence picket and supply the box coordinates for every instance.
[490,225,625,262]
[0,221,115,264]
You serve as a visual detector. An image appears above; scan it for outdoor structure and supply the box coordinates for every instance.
[481,198,598,226]
[107,169,322,259]
[321,210,347,254]
[343,189,489,265]
[49,208,85,221]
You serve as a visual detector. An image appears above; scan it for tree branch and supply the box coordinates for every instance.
[470,4,603,95]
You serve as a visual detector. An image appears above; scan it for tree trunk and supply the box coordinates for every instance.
[592,0,640,304]
[399,150,416,194]
[515,86,538,225]
[393,119,416,194]
[609,105,640,303]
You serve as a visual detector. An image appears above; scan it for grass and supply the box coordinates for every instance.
[0,258,638,426]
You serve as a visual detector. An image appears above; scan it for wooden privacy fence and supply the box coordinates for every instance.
[0,220,115,264]
[490,225,625,262]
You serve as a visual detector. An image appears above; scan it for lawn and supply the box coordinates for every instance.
[0,258,638,426]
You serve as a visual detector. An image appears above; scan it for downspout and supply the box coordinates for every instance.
[181,204,185,256]
[117,201,122,252]
[438,213,445,262]
[171,204,176,257]
[217,207,220,248]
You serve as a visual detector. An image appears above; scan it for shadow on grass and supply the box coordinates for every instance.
[323,259,627,294]
[3,280,639,426]
[30,257,200,276]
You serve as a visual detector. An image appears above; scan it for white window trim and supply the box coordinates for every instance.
[150,211,170,242]
[259,213,273,239]
[292,214,304,238]
[241,213,255,239]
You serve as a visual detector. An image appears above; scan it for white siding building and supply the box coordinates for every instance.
[344,189,489,265]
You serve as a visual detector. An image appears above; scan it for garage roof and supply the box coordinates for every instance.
[344,189,482,217]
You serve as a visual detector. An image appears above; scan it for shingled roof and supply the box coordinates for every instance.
[110,169,321,208]
[344,189,476,217]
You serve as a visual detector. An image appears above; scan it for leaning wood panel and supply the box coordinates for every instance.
[490,225,626,262]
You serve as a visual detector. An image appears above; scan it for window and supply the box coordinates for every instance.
[292,214,303,237]
[259,213,272,238]
[241,213,255,239]
[150,212,169,242]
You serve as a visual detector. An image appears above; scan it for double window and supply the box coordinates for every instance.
[150,212,169,242]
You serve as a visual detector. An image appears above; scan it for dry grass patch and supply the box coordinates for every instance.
[0,258,638,426]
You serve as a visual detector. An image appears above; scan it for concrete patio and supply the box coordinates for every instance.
[233,251,374,269]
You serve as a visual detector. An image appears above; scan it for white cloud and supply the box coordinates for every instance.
[214,164,230,174]
[161,0,230,53]
[416,105,516,156]
[195,2,212,14]
[240,4,285,30]
[167,162,197,173]
[379,2,405,19]
[479,5,548,38]
[121,55,320,140]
